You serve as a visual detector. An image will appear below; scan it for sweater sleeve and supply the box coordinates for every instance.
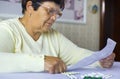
[0,53,44,73]
[58,33,101,67]
[0,23,44,73]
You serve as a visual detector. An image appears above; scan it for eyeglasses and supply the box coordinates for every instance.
[36,2,62,18]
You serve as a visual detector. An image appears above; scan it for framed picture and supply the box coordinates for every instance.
[0,0,87,23]
[57,0,87,24]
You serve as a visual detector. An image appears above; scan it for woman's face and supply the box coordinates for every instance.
[28,1,61,33]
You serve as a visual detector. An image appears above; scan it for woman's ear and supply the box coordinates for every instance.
[26,1,34,14]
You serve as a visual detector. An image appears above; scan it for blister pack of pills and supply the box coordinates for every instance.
[80,72,112,79]
[62,72,112,79]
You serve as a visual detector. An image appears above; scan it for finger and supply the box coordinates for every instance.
[102,60,114,67]
[55,61,64,73]
[59,63,66,73]
[58,63,63,73]
[55,60,66,73]
[49,66,55,74]
[102,62,113,68]
[101,56,114,62]
[108,53,116,59]
[100,61,111,68]
[100,60,114,66]
[58,60,66,73]
[54,65,59,73]
[61,61,67,72]
[54,60,62,73]
[102,53,115,61]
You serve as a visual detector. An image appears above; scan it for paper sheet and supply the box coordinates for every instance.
[68,38,116,70]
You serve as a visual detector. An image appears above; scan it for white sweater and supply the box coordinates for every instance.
[0,18,100,73]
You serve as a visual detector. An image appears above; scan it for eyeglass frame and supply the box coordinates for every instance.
[36,2,63,18]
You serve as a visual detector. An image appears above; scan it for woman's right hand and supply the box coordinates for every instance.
[44,56,67,74]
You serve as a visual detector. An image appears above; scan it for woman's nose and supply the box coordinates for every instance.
[50,14,57,21]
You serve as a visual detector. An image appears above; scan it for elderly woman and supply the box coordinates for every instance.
[0,0,115,74]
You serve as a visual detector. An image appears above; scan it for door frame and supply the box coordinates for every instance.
[100,0,105,49]
[100,0,114,49]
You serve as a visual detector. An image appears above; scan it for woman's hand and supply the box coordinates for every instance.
[100,53,115,68]
[44,56,66,74]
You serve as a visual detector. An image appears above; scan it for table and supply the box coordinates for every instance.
[0,62,120,79]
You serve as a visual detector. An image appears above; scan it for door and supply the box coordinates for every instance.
[100,0,120,61]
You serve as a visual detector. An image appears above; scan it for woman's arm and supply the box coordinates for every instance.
[58,33,101,67]
[0,24,44,73]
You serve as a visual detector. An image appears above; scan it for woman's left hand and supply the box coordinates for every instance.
[100,53,116,68]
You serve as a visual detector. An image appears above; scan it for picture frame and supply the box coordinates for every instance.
[0,0,87,24]
[57,0,87,24]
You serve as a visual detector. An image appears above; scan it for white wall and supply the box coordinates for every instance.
[0,0,100,51]
[53,0,100,51]
[0,19,2,21]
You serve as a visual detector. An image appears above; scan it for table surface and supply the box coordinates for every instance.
[0,62,120,79]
